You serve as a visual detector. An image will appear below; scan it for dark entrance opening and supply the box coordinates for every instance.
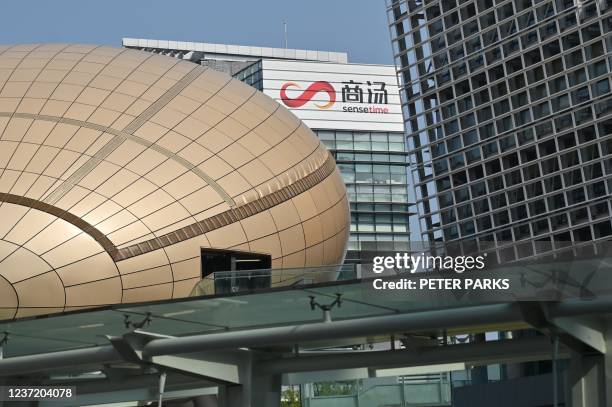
[200,249,271,294]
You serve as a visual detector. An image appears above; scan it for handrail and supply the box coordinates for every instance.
[190,264,357,296]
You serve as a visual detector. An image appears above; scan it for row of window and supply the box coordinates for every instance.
[434,37,607,109]
[429,228,611,263]
[348,193,410,204]
[401,0,601,71]
[391,0,606,84]
[431,3,578,66]
[350,212,410,233]
[350,202,412,213]
[404,57,611,156]
[317,130,406,153]
[347,233,412,251]
[407,56,610,147]
[339,163,409,185]
[317,130,405,143]
[433,150,610,201]
[334,151,408,163]
[437,39,607,106]
[397,12,609,127]
[347,184,409,194]
[388,0,582,31]
[437,173,609,221]
[442,211,612,247]
[431,151,611,211]
[323,140,406,152]
[346,186,410,205]
[425,113,611,179]
[431,100,611,162]
[492,231,611,262]
[438,172,609,217]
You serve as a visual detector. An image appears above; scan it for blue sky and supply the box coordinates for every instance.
[0,0,393,65]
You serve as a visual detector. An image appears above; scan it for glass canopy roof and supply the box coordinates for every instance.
[1,255,610,358]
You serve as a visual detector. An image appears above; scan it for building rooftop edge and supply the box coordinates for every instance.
[122,37,349,64]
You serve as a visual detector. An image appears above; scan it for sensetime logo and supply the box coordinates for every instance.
[279,79,390,114]
[280,81,336,109]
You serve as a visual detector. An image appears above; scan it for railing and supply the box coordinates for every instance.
[190,264,357,296]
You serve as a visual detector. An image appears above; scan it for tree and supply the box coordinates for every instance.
[281,386,301,407]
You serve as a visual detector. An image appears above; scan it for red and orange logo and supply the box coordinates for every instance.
[280,81,336,109]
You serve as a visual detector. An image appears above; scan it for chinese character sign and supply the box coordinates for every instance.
[261,60,403,132]
[341,80,364,103]
[367,81,388,104]
[280,79,391,114]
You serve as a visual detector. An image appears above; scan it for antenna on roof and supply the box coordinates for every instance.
[283,20,288,49]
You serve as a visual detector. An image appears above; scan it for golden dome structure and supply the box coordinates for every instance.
[0,44,349,319]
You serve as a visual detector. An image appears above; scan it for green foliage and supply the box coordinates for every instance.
[313,380,358,396]
[281,386,301,407]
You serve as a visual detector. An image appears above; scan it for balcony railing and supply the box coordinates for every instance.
[190,264,357,296]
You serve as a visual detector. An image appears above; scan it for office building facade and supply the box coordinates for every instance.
[387,0,612,261]
[124,39,413,263]
[246,59,410,261]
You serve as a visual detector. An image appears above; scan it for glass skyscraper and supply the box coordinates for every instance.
[314,129,411,260]
[387,0,611,261]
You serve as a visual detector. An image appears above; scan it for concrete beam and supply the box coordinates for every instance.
[552,316,607,354]
[151,350,252,384]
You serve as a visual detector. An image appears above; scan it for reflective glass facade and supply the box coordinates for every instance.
[316,130,412,253]
[387,0,612,260]
[234,61,263,91]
